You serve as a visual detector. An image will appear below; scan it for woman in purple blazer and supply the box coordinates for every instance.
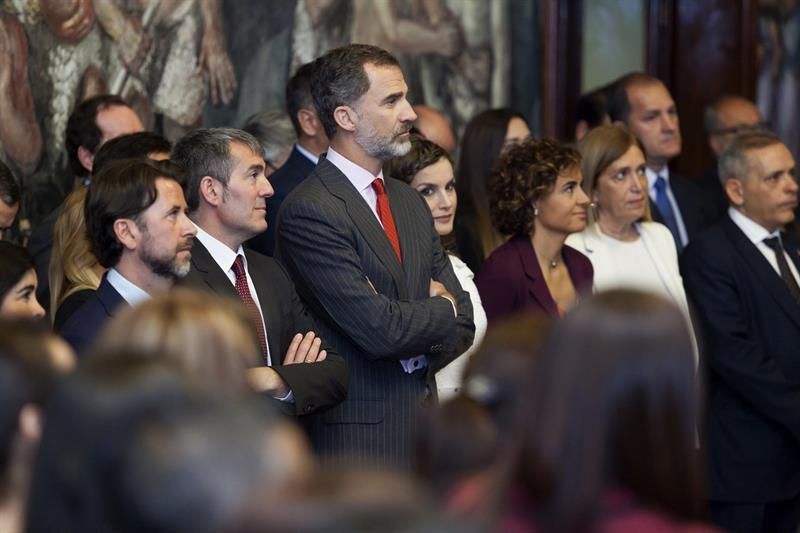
[476,138,593,323]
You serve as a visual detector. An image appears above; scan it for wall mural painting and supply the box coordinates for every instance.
[0,0,540,217]
[757,0,800,158]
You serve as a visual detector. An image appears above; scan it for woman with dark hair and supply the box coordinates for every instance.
[454,109,530,273]
[566,125,698,362]
[384,134,487,400]
[475,138,593,323]
[0,242,45,319]
[503,290,717,533]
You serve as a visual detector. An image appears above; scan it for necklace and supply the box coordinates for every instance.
[549,259,559,269]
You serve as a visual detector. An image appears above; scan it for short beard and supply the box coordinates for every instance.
[355,133,412,161]
[353,113,412,160]
[140,249,191,280]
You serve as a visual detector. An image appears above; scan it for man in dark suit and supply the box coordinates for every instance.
[172,128,347,417]
[277,44,474,469]
[247,62,330,256]
[701,95,765,215]
[609,72,717,250]
[681,131,800,533]
[59,159,196,354]
[28,95,146,311]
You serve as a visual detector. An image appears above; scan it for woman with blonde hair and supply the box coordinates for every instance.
[565,125,697,361]
[92,289,261,393]
[48,188,103,329]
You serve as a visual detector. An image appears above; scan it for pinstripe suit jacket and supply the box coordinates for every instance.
[277,156,475,469]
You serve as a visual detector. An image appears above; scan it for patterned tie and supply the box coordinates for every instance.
[371,178,402,263]
[763,237,800,305]
[653,175,683,251]
[231,255,270,364]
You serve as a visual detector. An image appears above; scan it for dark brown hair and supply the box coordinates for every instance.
[513,289,704,532]
[383,134,451,185]
[310,44,401,139]
[488,138,580,236]
[456,109,528,255]
[85,158,182,268]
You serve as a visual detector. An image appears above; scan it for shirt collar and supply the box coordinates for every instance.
[326,146,384,194]
[193,223,246,274]
[295,143,319,165]
[645,166,670,192]
[728,207,780,244]
[106,268,150,306]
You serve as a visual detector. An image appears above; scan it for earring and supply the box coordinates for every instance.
[533,206,539,216]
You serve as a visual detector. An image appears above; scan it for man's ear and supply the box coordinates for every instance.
[333,105,357,133]
[297,108,319,137]
[612,119,626,128]
[113,218,140,251]
[77,145,95,173]
[199,175,223,206]
[724,177,745,207]
[709,135,722,156]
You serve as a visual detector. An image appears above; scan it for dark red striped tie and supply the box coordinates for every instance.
[371,178,402,263]
[231,255,269,364]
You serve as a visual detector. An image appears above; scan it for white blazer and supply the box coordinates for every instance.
[565,221,699,364]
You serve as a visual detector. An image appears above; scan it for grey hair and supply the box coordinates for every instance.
[172,128,264,211]
[241,111,297,164]
[717,130,782,185]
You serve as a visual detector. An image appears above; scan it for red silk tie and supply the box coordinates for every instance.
[371,178,402,263]
[231,255,270,364]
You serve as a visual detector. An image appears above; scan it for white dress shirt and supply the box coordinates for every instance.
[106,268,150,306]
[193,224,273,366]
[729,207,800,285]
[295,143,320,165]
[646,167,689,247]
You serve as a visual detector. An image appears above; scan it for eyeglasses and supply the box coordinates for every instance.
[711,122,770,136]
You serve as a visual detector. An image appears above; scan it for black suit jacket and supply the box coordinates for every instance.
[681,216,800,503]
[58,275,126,355]
[649,172,719,244]
[247,146,316,256]
[277,156,475,469]
[179,240,348,416]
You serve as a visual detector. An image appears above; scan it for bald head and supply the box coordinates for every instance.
[413,105,456,153]
[705,96,764,156]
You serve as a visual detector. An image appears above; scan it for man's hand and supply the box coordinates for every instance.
[283,331,327,364]
[246,367,289,397]
[430,279,457,315]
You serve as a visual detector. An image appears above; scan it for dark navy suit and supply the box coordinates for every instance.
[649,172,720,245]
[682,215,800,531]
[57,275,127,355]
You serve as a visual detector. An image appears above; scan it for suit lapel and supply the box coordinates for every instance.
[190,240,238,298]
[317,158,409,298]
[97,276,128,317]
[512,237,557,316]
[725,219,800,328]
[638,224,681,302]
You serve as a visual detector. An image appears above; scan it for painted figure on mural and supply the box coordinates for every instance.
[0,12,43,178]
[758,0,800,158]
[1,0,235,190]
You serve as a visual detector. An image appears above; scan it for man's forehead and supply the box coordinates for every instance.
[230,141,265,168]
[628,82,674,108]
[747,143,794,173]
[719,100,761,125]
[363,63,407,93]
